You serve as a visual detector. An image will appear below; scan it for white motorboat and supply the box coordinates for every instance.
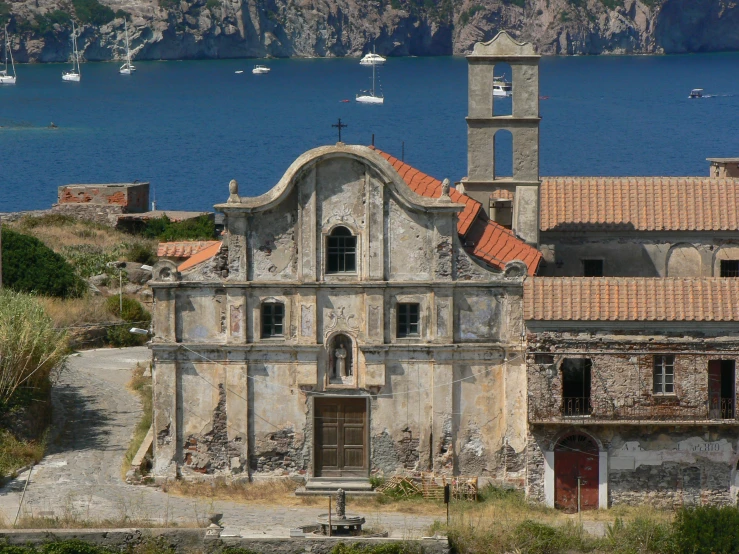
[0,24,16,85]
[62,21,81,82]
[356,60,384,104]
[252,65,270,74]
[493,75,512,97]
[359,52,386,66]
[689,88,703,99]
[119,20,136,75]
[235,70,244,74]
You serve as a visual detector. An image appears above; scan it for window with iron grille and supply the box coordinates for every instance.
[261,302,284,338]
[720,260,739,277]
[327,226,357,273]
[397,303,420,338]
[582,259,604,277]
[653,355,675,394]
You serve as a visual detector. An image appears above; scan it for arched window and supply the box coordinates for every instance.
[327,226,356,274]
[261,301,284,338]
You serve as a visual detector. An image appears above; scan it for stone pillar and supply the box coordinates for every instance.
[226,213,248,280]
[432,358,454,473]
[153,357,178,479]
[298,167,317,281]
[366,174,385,280]
[225,360,248,472]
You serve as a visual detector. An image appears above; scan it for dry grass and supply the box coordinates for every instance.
[10,514,201,529]
[122,364,153,477]
[0,430,45,479]
[167,478,312,505]
[10,214,155,254]
[39,294,120,329]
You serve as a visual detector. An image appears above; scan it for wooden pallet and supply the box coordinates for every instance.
[377,473,478,501]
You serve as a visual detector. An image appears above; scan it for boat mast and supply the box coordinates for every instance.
[8,25,15,77]
[371,62,375,97]
[124,20,131,68]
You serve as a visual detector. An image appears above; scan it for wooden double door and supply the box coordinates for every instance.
[314,397,368,477]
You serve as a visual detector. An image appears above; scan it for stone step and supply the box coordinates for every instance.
[297,478,377,496]
[305,479,373,491]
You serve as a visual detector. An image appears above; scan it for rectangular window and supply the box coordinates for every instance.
[397,303,420,338]
[720,260,739,277]
[653,355,675,394]
[582,259,604,277]
[261,302,284,338]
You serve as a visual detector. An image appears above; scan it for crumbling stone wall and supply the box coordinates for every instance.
[51,202,125,227]
[183,384,246,475]
[251,427,307,475]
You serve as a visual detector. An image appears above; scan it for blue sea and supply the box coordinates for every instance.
[1,54,738,213]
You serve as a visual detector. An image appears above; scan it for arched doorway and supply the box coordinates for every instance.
[554,432,599,512]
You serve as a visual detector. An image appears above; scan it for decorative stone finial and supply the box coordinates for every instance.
[439,178,451,201]
[228,179,240,203]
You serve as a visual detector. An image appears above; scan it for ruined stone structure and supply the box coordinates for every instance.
[53,182,149,226]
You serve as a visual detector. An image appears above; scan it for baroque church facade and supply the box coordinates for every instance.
[148,33,542,484]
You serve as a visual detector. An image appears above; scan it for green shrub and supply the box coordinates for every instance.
[674,505,739,554]
[1,228,85,298]
[0,1,11,25]
[206,0,220,9]
[328,543,423,554]
[33,10,72,35]
[140,214,216,241]
[125,243,157,265]
[41,541,113,554]
[105,295,150,347]
[72,0,115,25]
[59,244,116,278]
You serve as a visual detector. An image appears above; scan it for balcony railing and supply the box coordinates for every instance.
[529,396,737,424]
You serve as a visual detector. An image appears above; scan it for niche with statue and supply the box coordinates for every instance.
[327,333,354,386]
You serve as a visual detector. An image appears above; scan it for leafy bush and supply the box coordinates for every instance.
[674,505,739,554]
[72,0,115,25]
[105,295,151,347]
[0,290,68,405]
[33,10,72,35]
[59,244,116,278]
[1,227,85,298]
[125,243,157,265]
[140,214,217,241]
[206,0,220,9]
[0,1,11,25]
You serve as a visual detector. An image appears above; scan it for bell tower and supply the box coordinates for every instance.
[458,31,541,246]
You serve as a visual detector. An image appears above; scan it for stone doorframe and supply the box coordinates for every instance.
[543,429,608,509]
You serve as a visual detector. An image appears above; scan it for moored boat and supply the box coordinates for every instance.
[0,24,17,85]
[252,65,270,74]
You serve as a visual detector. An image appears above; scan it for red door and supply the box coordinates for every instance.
[554,434,599,512]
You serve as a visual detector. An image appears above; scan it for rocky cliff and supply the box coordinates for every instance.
[2,0,738,63]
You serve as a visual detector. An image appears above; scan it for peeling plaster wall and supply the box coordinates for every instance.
[248,191,298,281]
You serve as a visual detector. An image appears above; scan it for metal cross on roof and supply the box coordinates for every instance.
[332,118,347,143]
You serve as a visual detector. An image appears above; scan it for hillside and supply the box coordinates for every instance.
[0,0,737,63]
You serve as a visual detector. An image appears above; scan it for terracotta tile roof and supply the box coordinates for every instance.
[371,147,541,275]
[371,147,481,236]
[178,241,222,272]
[524,277,739,322]
[157,241,221,258]
[540,177,739,232]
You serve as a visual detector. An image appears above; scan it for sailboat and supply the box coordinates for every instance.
[119,20,136,75]
[356,61,383,104]
[62,21,81,82]
[0,24,16,85]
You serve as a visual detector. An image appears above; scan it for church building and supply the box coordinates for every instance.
[148,32,541,485]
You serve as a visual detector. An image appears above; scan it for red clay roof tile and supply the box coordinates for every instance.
[525,278,739,322]
[541,177,739,232]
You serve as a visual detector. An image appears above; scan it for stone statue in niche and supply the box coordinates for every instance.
[329,334,353,382]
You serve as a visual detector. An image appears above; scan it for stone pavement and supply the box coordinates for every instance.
[0,347,438,538]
